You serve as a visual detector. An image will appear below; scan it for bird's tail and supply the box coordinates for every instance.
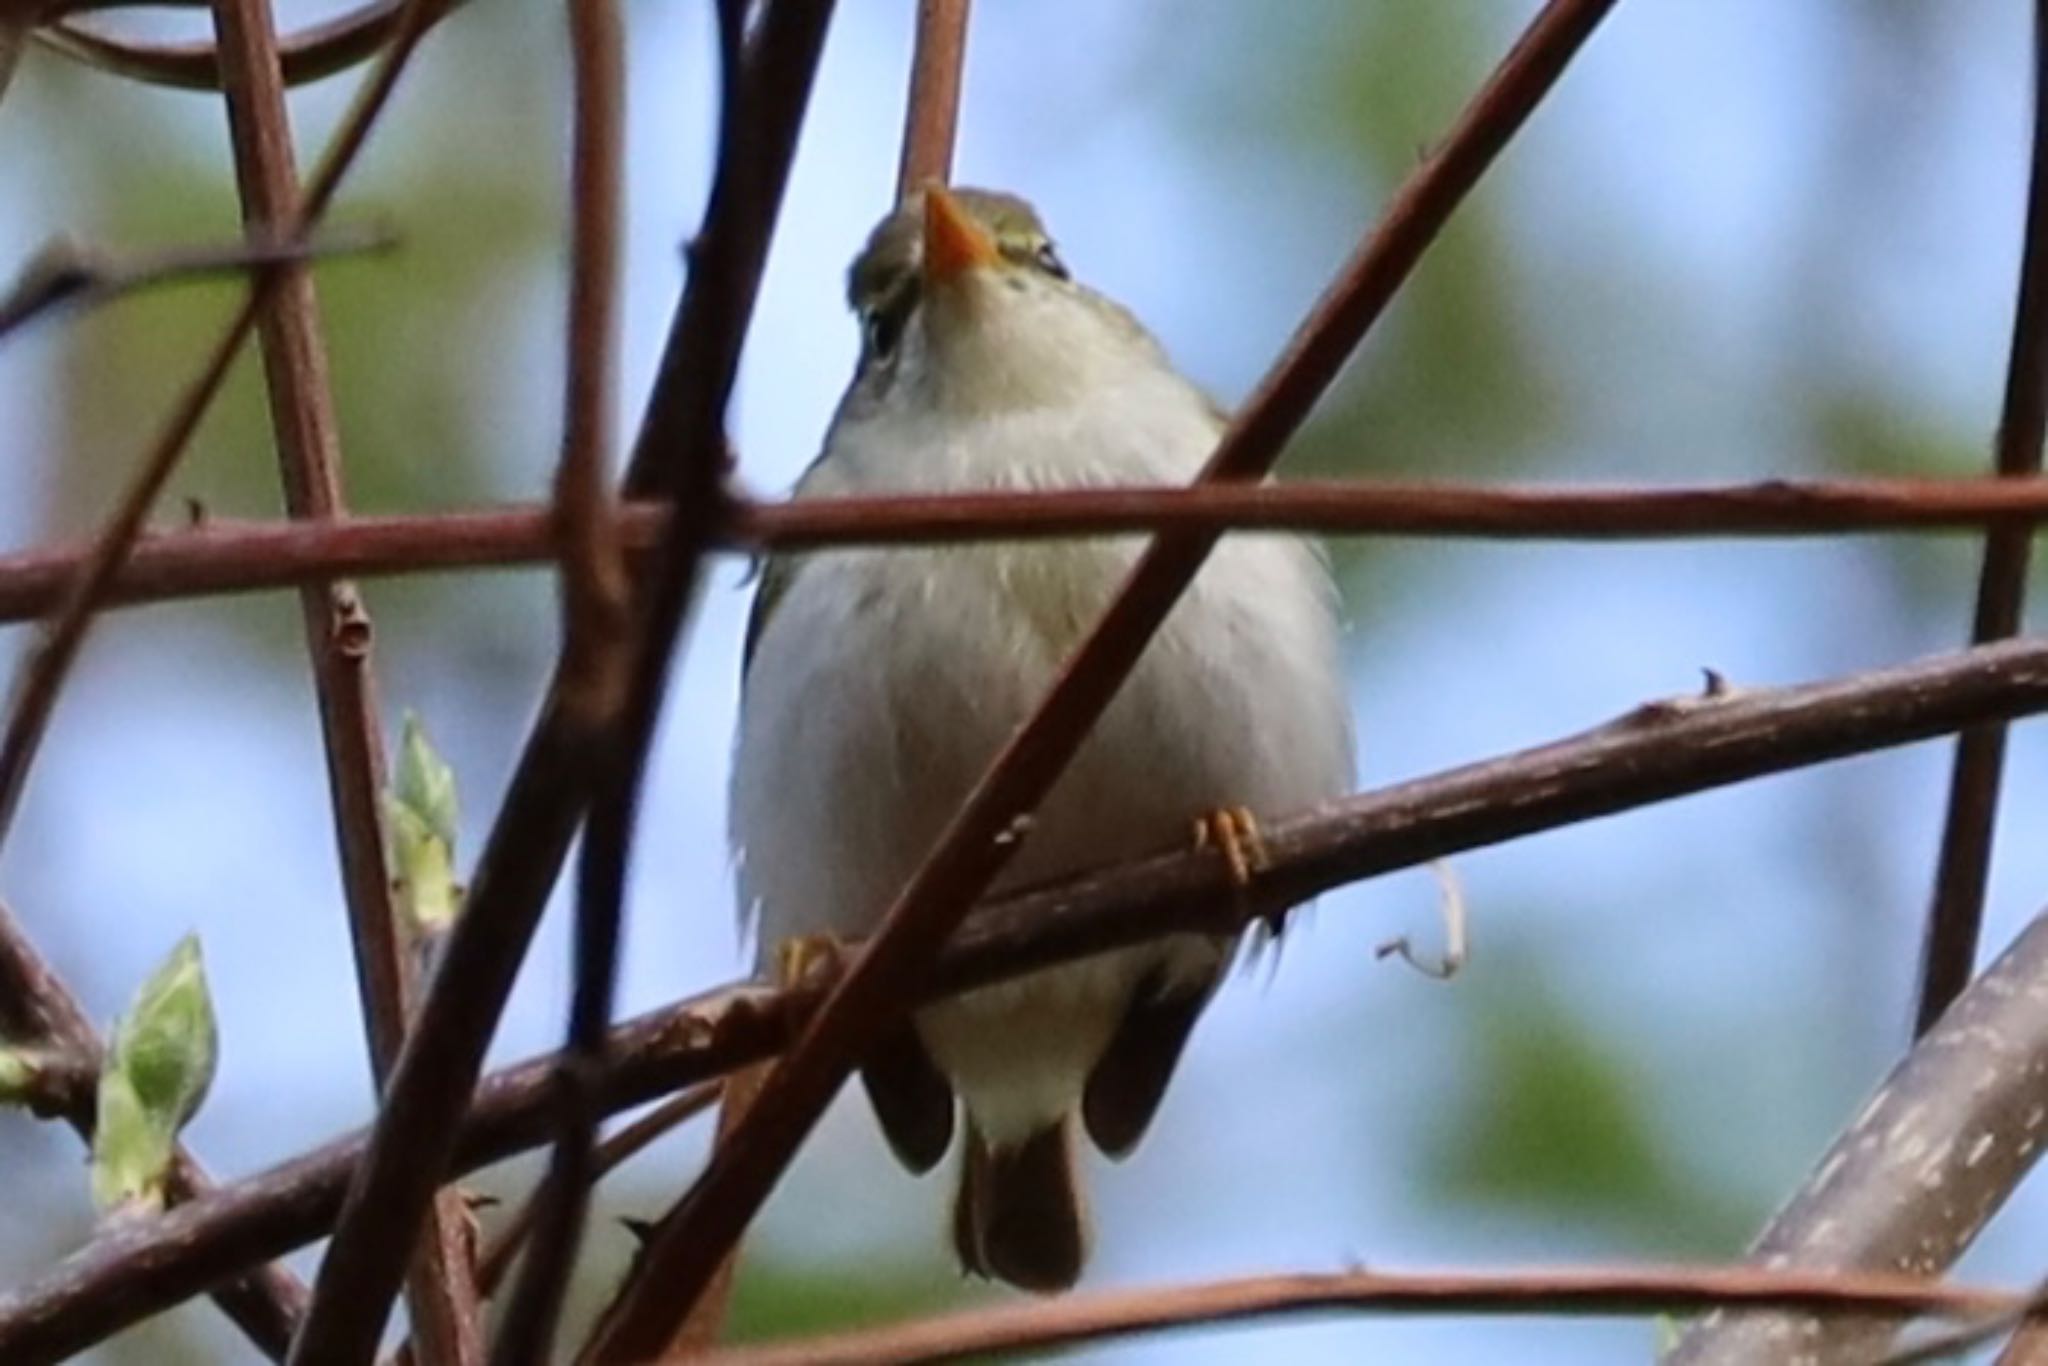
[951,1113,1090,1294]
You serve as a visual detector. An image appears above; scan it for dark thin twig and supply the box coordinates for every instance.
[1916,0,2048,1036]
[684,1267,2025,1366]
[488,0,633,1357]
[894,0,969,199]
[35,0,446,89]
[0,0,446,864]
[666,4,973,1351]
[10,629,2048,1363]
[289,3,835,1361]
[0,227,392,341]
[586,1,1623,1353]
[15,475,2048,624]
[0,901,310,1359]
[573,3,832,1359]
[206,0,481,1356]
[474,1084,722,1297]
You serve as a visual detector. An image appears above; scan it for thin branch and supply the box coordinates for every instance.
[683,1267,2025,1366]
[894,0,969,199]
[0,901,309,1359]
[0,226,392,340]
[1916,0,2048,1034]
[473,1084,722,1298]
[14,476,2048,624]
[1667,903,2048,1365]
[587,1,1623,1353]
[289,2,835,1360]
[0,0,446,863]
[206,0,480,1356]
[488,0,633,1356]
[11,631,2048,1362]
[34,0,445,89]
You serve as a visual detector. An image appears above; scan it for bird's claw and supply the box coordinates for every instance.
[1193,806,1269,889]
[773,933,850,990]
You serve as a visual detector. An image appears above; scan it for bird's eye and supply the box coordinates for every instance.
[862,307,904,360]
[860,282,918,362]
[1034,242,1069,280]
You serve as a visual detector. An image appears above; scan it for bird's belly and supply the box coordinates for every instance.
[730,533,1351,1136]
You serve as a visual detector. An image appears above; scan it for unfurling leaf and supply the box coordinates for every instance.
[386,712,462,935]
[90,934,218,1215]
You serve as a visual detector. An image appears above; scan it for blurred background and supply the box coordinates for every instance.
[4,1,2047,1360]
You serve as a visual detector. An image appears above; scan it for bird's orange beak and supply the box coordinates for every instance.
[923,186,998,283]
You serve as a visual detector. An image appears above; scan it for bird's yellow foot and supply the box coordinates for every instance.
[1192,806,1269,890]
[773,933,851,990]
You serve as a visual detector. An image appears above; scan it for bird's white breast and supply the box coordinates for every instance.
[730,369,1353,1141]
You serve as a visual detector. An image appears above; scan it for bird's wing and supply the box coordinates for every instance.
[739,445,844,676]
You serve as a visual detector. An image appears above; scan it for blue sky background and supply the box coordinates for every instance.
[5,2,2048,1361]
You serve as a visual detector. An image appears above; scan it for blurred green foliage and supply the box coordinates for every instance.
[1421,939,1759,1256]
[24,17,561,661]
[727,1256,974,1344]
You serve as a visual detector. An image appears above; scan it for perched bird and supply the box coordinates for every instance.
[730,187,1354,1293]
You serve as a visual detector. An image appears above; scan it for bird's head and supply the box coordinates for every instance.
[840,185,1165,417]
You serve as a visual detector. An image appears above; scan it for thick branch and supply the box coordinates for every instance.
[685,1267,2023,1366]
[12,476,2048,624]
[1668,905,2048,1365]
[1917,0,2048,1034]
[7,634,2048,1363]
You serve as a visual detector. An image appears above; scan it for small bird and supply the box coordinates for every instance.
[730,187,1354,1293]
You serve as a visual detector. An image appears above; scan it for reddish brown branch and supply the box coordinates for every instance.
[894,0,969,199]
[588,1,1624,1354]
[685,1267,2022,1366]
[1917,1,2048,1035]
[13,476,2048,625]
[0,901,310,1359]
[9,631,2048,1363]
[207,0,481,1357]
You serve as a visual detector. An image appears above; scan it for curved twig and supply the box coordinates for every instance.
[34,0,442,90]
[684,1267,2024,1366]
